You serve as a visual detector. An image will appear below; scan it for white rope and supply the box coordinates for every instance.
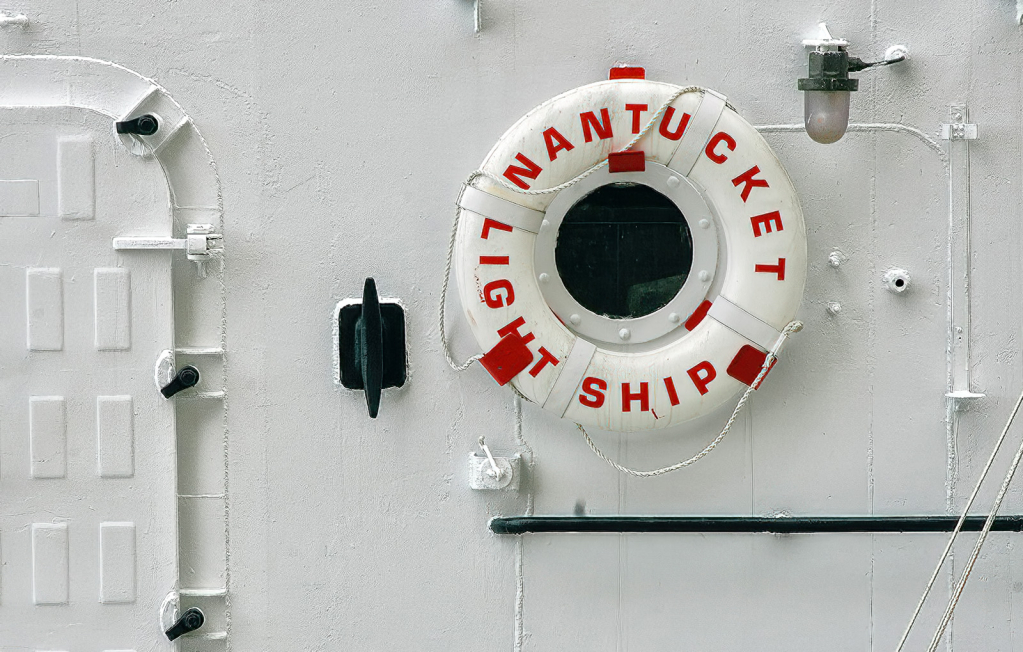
[439,86,710,372]
[579,320,803,477]
[469,86,703,196]
[439,199,484,371]
[924,388,1023,651]
[894,386,1023,651]
[439,85,801,477]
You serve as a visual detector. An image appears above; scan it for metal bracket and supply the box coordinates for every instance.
[113,223,222,261]
[0,12,28,27]
[944,104,985,407]
[940,110,978,141]
[940,123,978,141]
[468,453,520,491]
[802,22,849,50]
[946,390,986,401]
[113,223,223,276]
[469,438,520,491]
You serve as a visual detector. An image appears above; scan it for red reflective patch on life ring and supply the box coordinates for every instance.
[727,345,776,388]
[609,66,645,80]
[684,300,713,331]
[608,150,645,173]
[480,333,534,386]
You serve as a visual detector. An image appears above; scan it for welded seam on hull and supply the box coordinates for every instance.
[513,395,532,652]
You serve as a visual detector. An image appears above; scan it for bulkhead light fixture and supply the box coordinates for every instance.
[798,23,907,144]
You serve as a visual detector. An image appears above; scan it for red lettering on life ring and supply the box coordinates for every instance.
[483,279,515,308]
[659,107,691,140]
[529,347,560,377]
[705,132,736,163]
[687,361,717,396]
[543,127,574,162]
[622,382,650,412]
[481,218,513,239]
[456,78,806,431]
[579,376,608,408]
[625,104,648,134]
[479,255,509,265]
[732,165,770,202]
[503,153,542,190]
[750,211,783,237]
[754,258,786,280]
[580,108,613,142]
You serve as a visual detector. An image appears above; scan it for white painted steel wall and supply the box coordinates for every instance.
[3,1,1023,650]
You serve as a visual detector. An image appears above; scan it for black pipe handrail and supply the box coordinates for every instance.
[490,515,1023,535]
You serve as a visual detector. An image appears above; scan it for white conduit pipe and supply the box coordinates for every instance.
[925,390,1023,651]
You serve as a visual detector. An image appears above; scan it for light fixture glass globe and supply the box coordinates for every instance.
[804,90,850,144]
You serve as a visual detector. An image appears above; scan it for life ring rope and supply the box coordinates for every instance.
[577,319,802,477]
[466,86,722,197]
[441,77,803,464]
[440,85,713,371]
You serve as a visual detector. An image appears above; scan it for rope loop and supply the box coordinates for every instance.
[578,320,803,477]
[439,84,803,477]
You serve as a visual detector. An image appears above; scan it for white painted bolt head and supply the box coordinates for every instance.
[828,251,844,268]
[541,219,550,230]
[668,312,681,323]
[538,273,550,284]
[826,301,842,315]
[569,313,581,325]
[618,328,631,341]
[698,270,710,282]
[698,219,710,229]
[667,176,681,188]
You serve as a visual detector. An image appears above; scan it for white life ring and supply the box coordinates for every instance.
[454,71,806,432]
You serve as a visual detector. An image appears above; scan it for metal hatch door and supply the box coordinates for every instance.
[0,108,177,651]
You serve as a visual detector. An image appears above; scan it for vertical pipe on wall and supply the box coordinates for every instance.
[944,103,980,527]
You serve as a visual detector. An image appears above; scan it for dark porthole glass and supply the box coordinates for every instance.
[554,183,693,319]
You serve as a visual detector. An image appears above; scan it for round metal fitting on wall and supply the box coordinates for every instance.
[533,163,719,346]
[883,268,911,293]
